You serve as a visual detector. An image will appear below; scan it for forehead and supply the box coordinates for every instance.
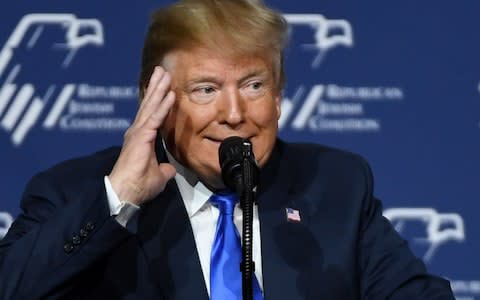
[162,47,273,79]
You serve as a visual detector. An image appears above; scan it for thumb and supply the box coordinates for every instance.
[158,163,176,182]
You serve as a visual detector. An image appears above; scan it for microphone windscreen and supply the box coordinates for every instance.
[219,136,244,191]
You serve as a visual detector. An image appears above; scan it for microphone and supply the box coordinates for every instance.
[219,136,258,194]
[218,136,259,300]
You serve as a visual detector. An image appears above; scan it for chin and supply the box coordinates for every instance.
[256,152,270,168]
[198,171,225,191]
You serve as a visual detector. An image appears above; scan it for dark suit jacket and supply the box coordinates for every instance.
[0,139,454,299]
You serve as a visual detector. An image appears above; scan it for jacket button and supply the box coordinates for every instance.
[79,228,88,238]
[64,242,74,253]
[72,235,81,245]
[85,222,95,231]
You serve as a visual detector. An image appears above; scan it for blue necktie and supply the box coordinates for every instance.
[209,192,263,300]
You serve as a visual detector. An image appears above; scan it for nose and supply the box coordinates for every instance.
[217,88,245,128]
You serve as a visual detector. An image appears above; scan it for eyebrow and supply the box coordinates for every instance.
[236,68,269,84]
[185,75,222,86]
[185,68,269,87]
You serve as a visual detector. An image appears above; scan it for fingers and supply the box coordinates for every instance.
[143,66,165,101]
[143,90,175,130]
[111,66,178,205]
[134,66,175,129]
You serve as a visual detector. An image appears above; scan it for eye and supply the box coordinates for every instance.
[242,80,267,100]
[249,81,263,90]
[189,85,217,104]
[199,86,215,94]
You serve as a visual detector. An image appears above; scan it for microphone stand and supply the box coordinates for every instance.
[239,141,258,300]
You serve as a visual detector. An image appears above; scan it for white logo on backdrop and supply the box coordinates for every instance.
[283,14,353,68]
[0,14,135,146]
[450,280,480,300]
[0,211,13,239]
[383,208,465,263]
[384,208,475,300]
[279,84,403,132]
[281,14,403,133]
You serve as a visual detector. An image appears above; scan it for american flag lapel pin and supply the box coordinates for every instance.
[285,207,301,223]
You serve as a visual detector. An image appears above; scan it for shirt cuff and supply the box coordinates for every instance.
[104,176,140,227]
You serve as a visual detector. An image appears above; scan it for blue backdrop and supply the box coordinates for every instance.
[1,1,479,298]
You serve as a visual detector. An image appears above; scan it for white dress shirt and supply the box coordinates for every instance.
[104,151,264,296]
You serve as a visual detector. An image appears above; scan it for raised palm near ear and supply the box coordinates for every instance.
[109,66,176,205]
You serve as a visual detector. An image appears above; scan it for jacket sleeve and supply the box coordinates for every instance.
[356,156,455,299]
[0,171,132,299]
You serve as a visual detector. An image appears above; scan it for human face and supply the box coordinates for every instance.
[160,47,281,189]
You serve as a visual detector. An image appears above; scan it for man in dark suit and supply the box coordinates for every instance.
[0,0,454,299]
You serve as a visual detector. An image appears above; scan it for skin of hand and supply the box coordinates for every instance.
[108,66,177,205]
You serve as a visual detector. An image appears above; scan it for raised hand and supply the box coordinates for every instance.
[108,66,176,205]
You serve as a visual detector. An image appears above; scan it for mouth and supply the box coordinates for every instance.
[205,137,222,145]
[205,135,254,145]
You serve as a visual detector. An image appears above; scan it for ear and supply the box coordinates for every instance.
[275,93,281,120]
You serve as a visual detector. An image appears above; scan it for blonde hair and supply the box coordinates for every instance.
[139,0,288,99]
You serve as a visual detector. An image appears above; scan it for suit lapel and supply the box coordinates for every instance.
[259,140,331,300]
[135,141,209,300]
[257,140,307,300]
[135,139,318,299]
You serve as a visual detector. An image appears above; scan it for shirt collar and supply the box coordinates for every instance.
[163,141,213,218]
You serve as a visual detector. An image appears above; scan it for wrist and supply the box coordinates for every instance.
[108,174,144,205]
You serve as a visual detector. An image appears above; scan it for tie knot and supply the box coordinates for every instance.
[209,192,238,215]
